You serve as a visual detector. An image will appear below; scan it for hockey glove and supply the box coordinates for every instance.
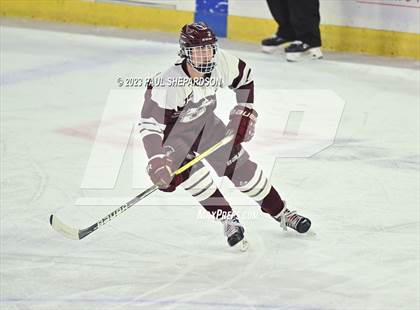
[226,105,258,145]
[147,155,174,189]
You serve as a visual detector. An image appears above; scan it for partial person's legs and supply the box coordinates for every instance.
[267,0,295,39]
[262,0,295,52]
[198,115,311,234]
[181,161,247,247]
[288,0,321,47]
[226,159,311,233]
[285,0,323,61]
[182,161,232,219]
[159,116,247,248]
[163,129,234,221]
[165,123,246,248]
[226,159,284,216]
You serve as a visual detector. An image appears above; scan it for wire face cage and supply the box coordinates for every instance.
[183,44,218,74]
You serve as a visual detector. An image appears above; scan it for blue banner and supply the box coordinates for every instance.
[195,0,228,37]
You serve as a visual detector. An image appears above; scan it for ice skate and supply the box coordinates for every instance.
[261,35,291,53]
[223,215,249,251]
[285,41,323,62]
[273,207,311,233]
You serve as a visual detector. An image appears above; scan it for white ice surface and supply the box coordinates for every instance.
[1,25,419,310]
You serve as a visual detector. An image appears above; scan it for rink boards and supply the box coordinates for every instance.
[1,0,419,59]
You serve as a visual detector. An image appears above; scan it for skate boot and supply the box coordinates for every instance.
[261,35,291,53]
[285,41,323,62]
[273,207,311,233]
[223,215,248,251]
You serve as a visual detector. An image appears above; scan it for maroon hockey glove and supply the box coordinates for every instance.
[147,155,174,189]
[226,106,258,145]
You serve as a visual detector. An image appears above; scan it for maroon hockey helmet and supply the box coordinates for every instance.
[179,22,218,73]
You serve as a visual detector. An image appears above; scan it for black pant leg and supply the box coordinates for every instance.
[287,0,322,47]
[266,0,296,40]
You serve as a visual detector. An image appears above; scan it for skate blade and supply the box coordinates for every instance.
[286,48,323,62]
[232,238,249,252]
[283,229,317,239]
[306,230,317,237]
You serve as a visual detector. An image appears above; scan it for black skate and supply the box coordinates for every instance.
[273,208,311,233]
[261,35,291,53]
[223,215,249,251]
[285,41,323,62]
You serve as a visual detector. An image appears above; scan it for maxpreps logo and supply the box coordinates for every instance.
[78,89,345,200]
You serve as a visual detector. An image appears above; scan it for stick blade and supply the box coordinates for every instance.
[49,214,80,240]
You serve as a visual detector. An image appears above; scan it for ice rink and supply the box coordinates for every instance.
[1,21,419,310]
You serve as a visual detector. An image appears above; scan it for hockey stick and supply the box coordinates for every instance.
[49,134,235,240]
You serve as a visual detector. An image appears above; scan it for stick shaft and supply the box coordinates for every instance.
[94,135,233,229]
[51,135,234,240]
[173,135,233,175]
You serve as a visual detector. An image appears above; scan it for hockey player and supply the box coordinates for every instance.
[139,22,311,249]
